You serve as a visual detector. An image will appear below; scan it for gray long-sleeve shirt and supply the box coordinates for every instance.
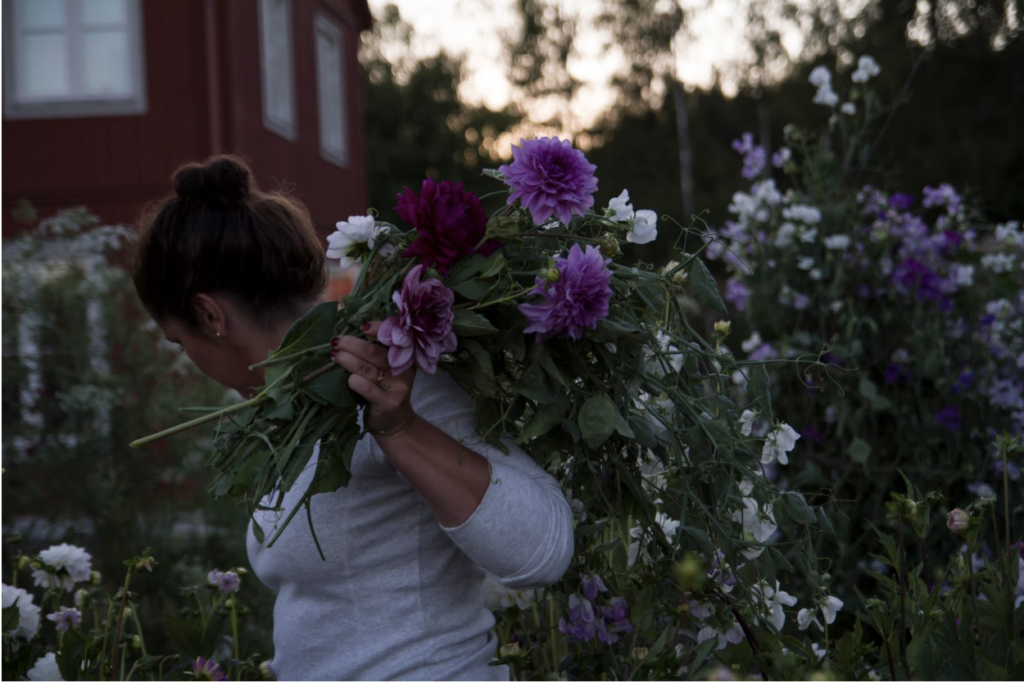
[246,370,575,681]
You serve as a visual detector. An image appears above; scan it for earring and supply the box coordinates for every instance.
[216,332,221,338]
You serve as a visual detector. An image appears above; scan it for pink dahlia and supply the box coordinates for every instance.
[188,657,229,682]
[500,137,598,225]
[378,265,457,375]
[396,179,501,275]
[518,244,613,342]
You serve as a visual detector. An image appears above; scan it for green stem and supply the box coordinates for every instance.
[249,342,333,371]
[966,546,982,648]
[129,602,148,657]
[1003,445,1011,566]
[896,520,910,677]
[99,601,114,681]
[467,288,533,311]
[130,396,263,448]
[231,598,240,680]
[110,570,133,681]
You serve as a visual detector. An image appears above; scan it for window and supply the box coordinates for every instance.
[2,0,147,119]
[259,0,296,140]
[315,13,348,166]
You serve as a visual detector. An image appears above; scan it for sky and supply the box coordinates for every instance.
[364,0,809,129]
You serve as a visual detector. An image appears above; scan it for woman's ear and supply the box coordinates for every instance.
[192,293,227,339]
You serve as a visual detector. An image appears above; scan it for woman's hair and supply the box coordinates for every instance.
[133,155,326,329]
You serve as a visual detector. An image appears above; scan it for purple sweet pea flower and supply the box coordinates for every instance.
[856,283,873,299]
[378,265,458,375]
[801,426,824,443]
[519,244,613,342]
[892,258,943,301]
[500,137,598,225]
[747,343,778,361]
[558,594,598,641]
[725,278,750,312]
[922,183,961,214]
[580,574,608,602]
[793,293,811,310]
[884,363,912,384]
[889,193,914,211]
[951,372,975,394]
[935,405,962,432]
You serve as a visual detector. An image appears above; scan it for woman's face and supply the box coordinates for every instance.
[158,316,261,396]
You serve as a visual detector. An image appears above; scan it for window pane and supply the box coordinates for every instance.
[18,0,66,31]
[19,34,71,99]
[82,30,130,95]
[81,0,127,26]
[261,0,294,131]
[316,21,346,160]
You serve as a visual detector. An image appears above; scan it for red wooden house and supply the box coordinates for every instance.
[2,0,372,242]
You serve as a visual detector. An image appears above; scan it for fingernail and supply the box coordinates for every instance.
[331,337,340,348]
[361,323,371,332]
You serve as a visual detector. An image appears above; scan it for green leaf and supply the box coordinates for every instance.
[273,301,338,359]
[613,411,635,438]
[817,505,837,537]
[480,252,506,278]
[689,259,726,313]
[578,394,618,449]
[445,254,487,285]
[463,339,499,399]
[483,168,505,180]
[164,613,205,659]
[629,414,658,449]
[57,627,86,681]
[450,278,492,300]
[303,367,354,408]
[747,365,773,422]
[688,637,719,677]
[782,491,817,525]
[591,537,622,555]
[250,518,265,544]
[2,602,19,634]
[453,308,498,337]
[849,438,872,465]
[514,363,561,405]
[520,402,568,441]
[681,526,716,559]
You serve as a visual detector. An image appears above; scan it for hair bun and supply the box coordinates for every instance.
[172,155,253,208]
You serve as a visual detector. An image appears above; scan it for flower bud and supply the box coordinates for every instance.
[91,570,102,585]
[131,635,142,650]
[713,320,732,338]
[897,498,918,521]
[234,567,248,576]
[600,236,620,258]
[30,560,43,570]
[75,588,89,612]
[630,647,649,661]
[673,552,704,590]
[259,660,277,681]
[122,607,133,619]
[947,508,969,535]
[865,598,885,611]
[499,642,522,658]
[544,267,561,283]
[17,556,31,571]
[135,556,157,573]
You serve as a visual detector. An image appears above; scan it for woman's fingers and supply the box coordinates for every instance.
[332,334,389,372]
[361,321,383,338]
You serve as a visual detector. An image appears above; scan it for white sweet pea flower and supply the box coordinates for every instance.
[326,215,388,269]
[797,607,823,631]
[774,222,797,247]
[656,512,680,541]
[824,234,850,250]
[813,85,839,107]
[481,575,538,611]
[994,221,1022,246]
[754,580,798,631]
[809,268,822,281]
[840,102,856,115]
[761,423,800,465]
[608,190,634,222]
[800,227,819,243]
[732,497,777,559]
[741,332,763,354]
[952,264,975,287]
[821,595,844,624]
[797,256,815,271]
[737,409,757,436]
[812,643,827,659]
[852,55,881,83]
[627,210,658,244]
[782,205,822,224]
[697,623,745,651]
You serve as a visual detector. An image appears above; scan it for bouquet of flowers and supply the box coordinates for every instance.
[134,137,828,675]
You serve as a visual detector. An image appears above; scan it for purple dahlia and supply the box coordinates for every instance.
[499,137,598,225]
[188,657,229,682]
[378,265,457,375]
[518,244,612,342]
[396,179,501,275]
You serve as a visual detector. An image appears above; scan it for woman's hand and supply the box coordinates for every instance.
[331,322,417,438]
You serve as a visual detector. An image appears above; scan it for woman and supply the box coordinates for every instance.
[132,155,575,680]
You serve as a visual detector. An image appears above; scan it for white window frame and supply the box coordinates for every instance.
[314,12,348,167]
[258,0,297,141]
[2,0,147,120]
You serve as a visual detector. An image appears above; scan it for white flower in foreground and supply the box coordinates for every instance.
[840,102,857,115]
[326,215,389,269]
[2,583,41,640]
[33,544,92,592]
[808,66,832,88]
[797,607,823,632]
[737,409,757,436]
[754,580,798,631]
[824,234,850,250]
[481,575,537,611]
[821,595,844,623]
[656,512,681,541]
[762,423,800,465]
[697,623,745,651]
[732,497,777,559]
[812,643,827,659]
[608,190,634,222]
[27,652,63,681]
[852,55,881,83]
[627,210,658,244]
